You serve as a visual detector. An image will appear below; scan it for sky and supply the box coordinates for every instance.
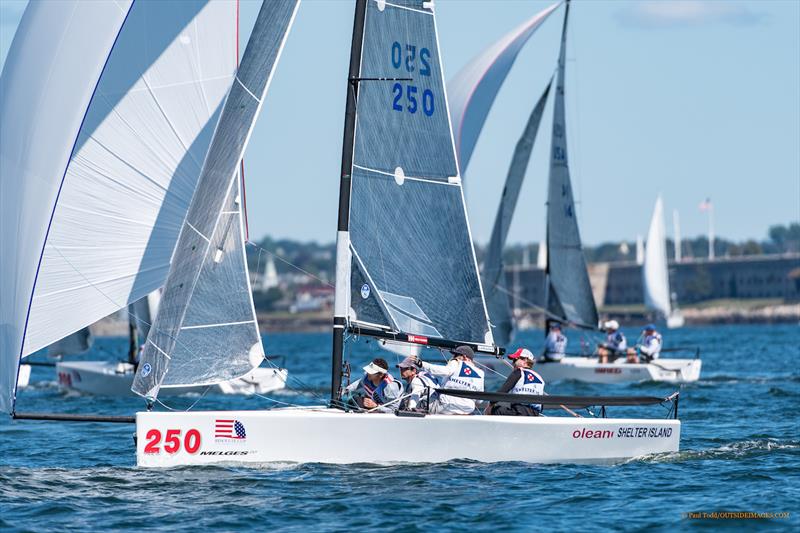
[1,0,798,246]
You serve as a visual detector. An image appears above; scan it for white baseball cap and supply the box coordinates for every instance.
[509,348,534,361]
[603,320,620,330]
[363,362,388,375]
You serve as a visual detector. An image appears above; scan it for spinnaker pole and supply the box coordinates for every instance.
[331,0,367,405]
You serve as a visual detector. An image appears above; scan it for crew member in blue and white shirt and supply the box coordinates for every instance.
[413,346,484,415]
[396,356,439,411]
[488,348,545,416]
[542,322,567,362]
[598,320,628,363]
[343,358,403,413]
[638,324,662,362]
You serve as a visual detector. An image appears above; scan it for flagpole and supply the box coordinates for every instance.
[708,204,714,260]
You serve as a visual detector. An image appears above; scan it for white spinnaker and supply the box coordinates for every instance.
[447,2,560,173]
[643,196,672,318]
[0,1,236,413]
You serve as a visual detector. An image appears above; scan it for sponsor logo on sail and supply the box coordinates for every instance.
[360,284,370,299]
[140,363,152,377]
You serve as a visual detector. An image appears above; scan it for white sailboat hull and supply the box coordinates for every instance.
[135,408,680,467]
[56,361,287,397]
[535,357,702,384]
[17,364,32,389]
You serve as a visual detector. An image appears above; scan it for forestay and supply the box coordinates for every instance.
[643,196,672,318]
[545,2,598,329]
[0,1,237,413]
[133,1,299,400]
[482,82,551,346]
[347,0,492,346]
[447,2,560,173]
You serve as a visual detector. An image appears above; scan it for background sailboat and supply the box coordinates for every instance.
[643,196,685,329]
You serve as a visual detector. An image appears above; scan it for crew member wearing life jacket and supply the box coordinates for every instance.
[638,324,662,363]
[597,320,632,363]
[343,358,403,413]
[542,322,567,362]
[396,356,439,411]
[488,348,545,416]
[414,345,484,415]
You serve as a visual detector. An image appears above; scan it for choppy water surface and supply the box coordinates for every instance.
[2,324,798,531]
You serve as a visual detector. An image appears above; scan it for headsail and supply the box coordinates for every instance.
[448,2,560,173]
[1,1,238,413]
[545,1,598,329]
[344,0,493,347]
[482,82,552,346]
[133,1,300,399]
[46,328,93,358]
[643,196,672,318]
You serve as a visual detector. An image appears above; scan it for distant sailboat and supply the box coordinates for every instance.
[643,196,685,329]
[636,235,645,265]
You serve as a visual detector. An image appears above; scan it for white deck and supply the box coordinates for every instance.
[534,357,702,384]
[136,407,680,467]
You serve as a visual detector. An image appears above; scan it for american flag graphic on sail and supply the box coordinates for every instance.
[215,419,246,439]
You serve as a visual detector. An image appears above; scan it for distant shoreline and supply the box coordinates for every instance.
[89,301,799,337]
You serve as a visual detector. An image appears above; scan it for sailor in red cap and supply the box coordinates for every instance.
[487,348,545,416]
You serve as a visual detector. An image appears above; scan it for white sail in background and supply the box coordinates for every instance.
[133,1,300,399]
[46,328,93,358]
[643,196,678,324]
[536,240,548,269]
[636,235,645,265]
[1,1,238,413]
[448,2,560,173]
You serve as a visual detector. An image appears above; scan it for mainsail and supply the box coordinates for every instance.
[447,2,560,173]
[544,1,598,328]
[342,0,493,347]
[133,1,300,399]
[482,82,552,346]
[1,1,238,413]
[643,196,672,318]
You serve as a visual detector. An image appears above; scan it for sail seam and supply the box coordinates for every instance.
[235,76,260,103]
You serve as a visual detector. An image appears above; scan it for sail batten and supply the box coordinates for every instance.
[545,1,598,329]
[132,1,300,399]
[345,0,494,348]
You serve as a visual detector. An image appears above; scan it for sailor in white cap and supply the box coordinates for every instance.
[487,348,545,416]
[597,320,628,363]
[343,357,403,412]
[542,322,567,362]
[412,346,484,415]
[638,324,662,363]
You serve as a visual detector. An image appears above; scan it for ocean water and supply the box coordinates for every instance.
[1,324,798,532]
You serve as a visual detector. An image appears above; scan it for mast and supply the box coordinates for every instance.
[127,304,139,366]
[331,0,367,405]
